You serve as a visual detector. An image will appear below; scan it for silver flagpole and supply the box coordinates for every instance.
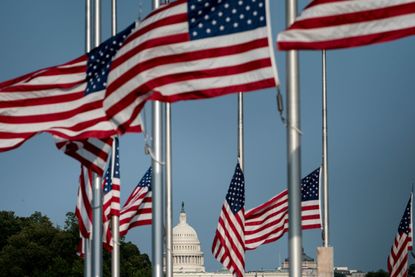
[322,50,329,248]
[286,0,302,276]
[316,50,334,277]
[110,1,121,276]
[165,102,173,277]
[92,0,103,276]
[85,1,92,276]
[164,0,173,274]
[151,1,164,276]
[238,93,244,170]
[152,102,164,277]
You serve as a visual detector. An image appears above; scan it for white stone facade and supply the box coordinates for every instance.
[173,205,205,273]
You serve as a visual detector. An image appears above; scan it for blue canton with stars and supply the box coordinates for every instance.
[398,197,412,235]
[103,138,120,193]
[136,167,152,190]
[301,168,320,202]
[85,23,135,95]
[188,0,267,40]
[226,163,245,214]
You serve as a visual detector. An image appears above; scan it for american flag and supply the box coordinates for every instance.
[75,165,93,256]
[103,0,279,128]
[0,22,145,153]
[55,113,143,176]
[102,137,121,247]
[56,137,113,176]
[212,163,245,277]
[245,167,321,250]
[119,167,152,237]
[277,0,415,50]
[388,193,413,277]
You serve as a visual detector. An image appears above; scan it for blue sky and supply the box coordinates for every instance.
[1,0,415,273]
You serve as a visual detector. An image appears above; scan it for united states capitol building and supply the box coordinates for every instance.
[172,204,319,277]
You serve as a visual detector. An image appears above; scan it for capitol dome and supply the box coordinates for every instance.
[172,202,205,273]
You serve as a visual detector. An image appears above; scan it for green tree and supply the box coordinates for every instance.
[0,211,24,250]
[119,241,151,277]
[0,211,151,277]
[0,212,58,276]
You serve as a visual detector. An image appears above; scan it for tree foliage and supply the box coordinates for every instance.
[0,211,151,277]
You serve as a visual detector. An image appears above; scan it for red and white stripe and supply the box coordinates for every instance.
[56,137,113,176]
[104,0,279,131]
[388,232,412,277]
[55,113,143,176]
[119,187,152,237]
[0,56,118,152]
[75,165,93,256]
[245,189,321,250]
[277,0,415,50]
[212,202,245,277]
[388,193,413,277]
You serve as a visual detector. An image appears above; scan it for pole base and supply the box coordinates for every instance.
[317,246,334,277]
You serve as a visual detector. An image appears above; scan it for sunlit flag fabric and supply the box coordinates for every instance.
[103,0,279,127]
[212,163,245,277]
[75,166,93,256]
[277,0,415,50]
[119,167,152,237]
[0,22,146,153]
[245,167,321,250]
[387,193,413,277]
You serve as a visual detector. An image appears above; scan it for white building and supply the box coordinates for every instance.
[172,204,318,277]
[173,203,206,273]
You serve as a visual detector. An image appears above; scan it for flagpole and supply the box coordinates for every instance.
[151,1,164,276]
[286,0,302,276]
[322,50,329,248]
[92,0,103,276]
[165,102,173,277]
[316,49,334,277]
[152,101,164,277]
[110,1,121,276]
[84,1,92,277]
[163,3,173,277]
[238,93,244,171]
